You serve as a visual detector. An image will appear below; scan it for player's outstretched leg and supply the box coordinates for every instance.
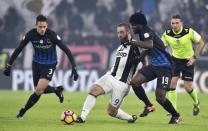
[156,88,181,124]
[16,79,49,119]
[76,84,105,123]
[107,104,137,123]
[16,92,41,119]
[44,85,64,103]
[76,94,97,123]
[132,86,156,117]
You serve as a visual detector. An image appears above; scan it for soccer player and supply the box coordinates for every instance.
[3,15,78,119]
[129,12,181,124]
[162,14,204,116]
[75,23,143,123]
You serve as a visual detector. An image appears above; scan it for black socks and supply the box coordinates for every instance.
[132,86,152,107]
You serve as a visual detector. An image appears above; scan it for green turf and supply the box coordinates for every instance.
[0,90,208,131]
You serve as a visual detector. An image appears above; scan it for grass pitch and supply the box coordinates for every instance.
[0,90,208,131]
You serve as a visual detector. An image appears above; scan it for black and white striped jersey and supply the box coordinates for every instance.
[109,43,141,84]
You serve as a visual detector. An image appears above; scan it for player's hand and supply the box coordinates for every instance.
[3,64,11,76]
[186,57,196,66]
[71,67,78,81]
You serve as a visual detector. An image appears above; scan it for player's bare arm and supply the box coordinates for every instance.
[187,39,204,66]
[130,39,153,49]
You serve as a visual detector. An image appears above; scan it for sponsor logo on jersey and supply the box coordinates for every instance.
[116,52,127,57]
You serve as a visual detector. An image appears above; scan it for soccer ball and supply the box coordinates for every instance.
[60,110,77,125]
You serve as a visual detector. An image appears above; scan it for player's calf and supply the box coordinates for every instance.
[107,104,137,123]
[107,105,117,117]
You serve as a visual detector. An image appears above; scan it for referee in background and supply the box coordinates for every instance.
[162,14,204,116]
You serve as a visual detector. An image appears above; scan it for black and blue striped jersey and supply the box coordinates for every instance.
[8,28,76,67]
[138,26,172,67]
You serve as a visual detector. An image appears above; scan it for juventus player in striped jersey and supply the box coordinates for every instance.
[75,23,143,123]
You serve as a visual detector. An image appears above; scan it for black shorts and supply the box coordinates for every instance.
[32,61,56,86]
[172,57,194,81]
[138,65,172,91]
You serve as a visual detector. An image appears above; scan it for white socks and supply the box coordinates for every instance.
[115,108,133,120]
[80,94,97,120]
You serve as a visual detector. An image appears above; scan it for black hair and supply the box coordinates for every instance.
[129,12,147,26]
[36,14,47,24]
[171,14,182,21]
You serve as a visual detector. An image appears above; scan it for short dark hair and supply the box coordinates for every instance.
[117,23,131,30]
[171,14,182,20]
[36,15,47,23]
[129,12,147,26]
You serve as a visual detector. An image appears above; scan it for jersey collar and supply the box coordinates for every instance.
[172,26,183,35]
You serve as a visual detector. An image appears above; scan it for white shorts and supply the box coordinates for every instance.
[94,73,130,108]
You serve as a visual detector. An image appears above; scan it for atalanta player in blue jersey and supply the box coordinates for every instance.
[128,12,181,124]
[3,15,78,119]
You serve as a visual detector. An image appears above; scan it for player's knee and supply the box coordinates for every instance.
[35,89,44,95]
[35,87,45,95]
[107,106,117,117]
[156,94,166,104]
[184,83,193,92]
[89,85,104,97]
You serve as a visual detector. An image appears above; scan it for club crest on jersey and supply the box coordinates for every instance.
[40,39,44,44]
[144,33,150,38]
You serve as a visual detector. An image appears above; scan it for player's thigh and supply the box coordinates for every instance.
[35,78,50,94]
[131,65,155,86]
[172,59,182,78]
[93,74,113,95]
[156,67,172,91]
[32,61,41,87]
[182,65,194,81]
[39,63,56,82]
[110,80,130,109]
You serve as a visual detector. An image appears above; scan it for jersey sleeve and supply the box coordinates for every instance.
[190,28,202,44]
[8,31,31,65]
[51,31,77,68]
[138,27,153,41]
[161,31,169,47]
[140,30,153,41]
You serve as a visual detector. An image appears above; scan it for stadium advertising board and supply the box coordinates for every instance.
[1,45,208,93]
